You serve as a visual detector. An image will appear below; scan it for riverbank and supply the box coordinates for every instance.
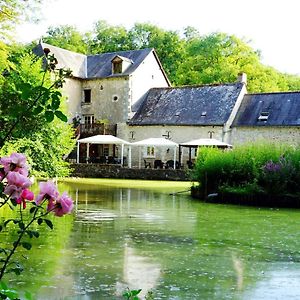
[70,163,191,181]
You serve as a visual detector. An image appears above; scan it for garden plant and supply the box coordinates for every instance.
[0,50,74,299]
[192,143,300,206]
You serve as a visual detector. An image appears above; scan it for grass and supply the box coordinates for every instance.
[59,177,193,191]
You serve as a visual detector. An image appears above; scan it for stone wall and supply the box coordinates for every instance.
[117,123,224,168]
[71,164,191,181]
[230,126,300,146]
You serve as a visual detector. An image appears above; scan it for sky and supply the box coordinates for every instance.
[16,0,300,75]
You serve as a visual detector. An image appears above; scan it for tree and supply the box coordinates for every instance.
[40,22,300,92]
[0,0,43,40]
[0,45,74,177]
[128,23,186,84]
[43,25,88,54]
[176,32,260,85]
[88,20,132,53]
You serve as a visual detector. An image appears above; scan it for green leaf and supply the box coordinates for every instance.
[25,290,34,300]
[0,248,7,255]
[44,219,53,230]
[45,110,54,122]
[0,281,8,290]
[4,219,15,227]
[29,207,37,214]
[31,231,39,238]
[18,222,25,230]
[9,263,24,276]
[20,83,32,100]
[21,242,32,250]
[55,110,68,122]
[37,218,43,225]
[25,230,33,238]
[51,97,60,110]
[32,105,44,115]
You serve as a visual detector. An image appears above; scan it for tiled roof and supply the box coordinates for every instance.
[232,92,300,126]
[87,48,152,78]
[129,83,244,126]
[33,42,154,79]
[33,42,87,78]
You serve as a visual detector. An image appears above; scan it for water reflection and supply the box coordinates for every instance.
[2,179,300,299]
[116,244,161,298]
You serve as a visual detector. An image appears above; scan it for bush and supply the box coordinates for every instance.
[192,142,300,204]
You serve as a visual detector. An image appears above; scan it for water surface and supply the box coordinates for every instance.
[2,178,300,299]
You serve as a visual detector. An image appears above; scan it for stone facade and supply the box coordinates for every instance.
[34,43,300,170]
[118,123,224,167]
[230,126,300,146]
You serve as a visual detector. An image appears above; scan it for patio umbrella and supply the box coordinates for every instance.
[179,138,232,166]
[180,138,232,148]
[77,135,130,166]
[131,138,179,169]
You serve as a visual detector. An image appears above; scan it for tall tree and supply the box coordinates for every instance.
[128,23,186,84]
[40,22,300,92]
[0,0,42,40]
[43,25,88,54]
[88,20,131,53]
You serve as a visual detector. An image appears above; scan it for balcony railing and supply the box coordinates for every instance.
[77,123,117,138]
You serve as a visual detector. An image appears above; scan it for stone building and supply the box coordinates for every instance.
[231,91,300,146]
[34,43,300,167]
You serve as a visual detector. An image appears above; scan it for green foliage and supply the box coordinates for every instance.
[0,46,70,143]
[0,119,75,178]
[122,288,142,300]
[43,25,88,54]
[0,44,74,177]
[41,22,300,91]
[193,143,300,201]
[0,280,20,300]
[0,0,43,40]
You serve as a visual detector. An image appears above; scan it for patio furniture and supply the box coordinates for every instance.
[154,160,164,169]
[144,159,151,168]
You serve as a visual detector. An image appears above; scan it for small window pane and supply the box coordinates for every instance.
[84,89,91,103]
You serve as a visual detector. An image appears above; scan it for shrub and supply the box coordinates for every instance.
[193,142,300,202]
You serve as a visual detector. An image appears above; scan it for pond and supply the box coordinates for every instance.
[2,178,300,299]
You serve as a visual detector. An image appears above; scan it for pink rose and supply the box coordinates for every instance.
[35,181,59,205]
[0,153,28,176]
[16,189,35,209]
[4,172,32,199]
[52,192,73,217]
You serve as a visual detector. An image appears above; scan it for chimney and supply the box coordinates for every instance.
[237,72,247,85]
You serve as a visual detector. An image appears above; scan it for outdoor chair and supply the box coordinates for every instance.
[107,156,115,164]
[154,159,164,169]
[165,160,174,169]
[187,160,194,169]
[165,160,180,169]
[144,159,151,168]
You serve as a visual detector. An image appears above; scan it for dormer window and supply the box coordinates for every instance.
[111,55,133,74]
[258,112,269,121]
[201,111,207,117]
[113,60,122,74]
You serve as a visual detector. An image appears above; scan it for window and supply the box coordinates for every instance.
[113,62,122,74]
[83,89,91,103]
[201,111,207,117]
[84,115,94,125]
[258,112,269,121]
[145,146,155,157]
[103,147,109,157]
